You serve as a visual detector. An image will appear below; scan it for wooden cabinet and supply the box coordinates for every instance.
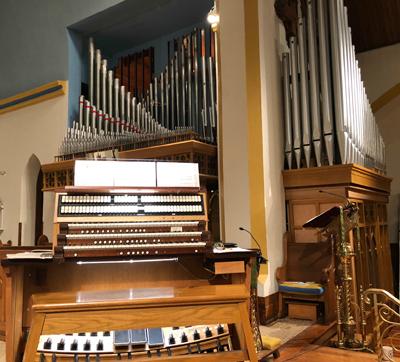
[283,164,393,294]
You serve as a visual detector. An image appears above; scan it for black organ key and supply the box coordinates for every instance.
[181,332,188,343]
[130,329,147,346]
[205,327,213,337]
[71,339,78,351]
[90,332,98,336]
[217,324,225,334]
[44,337,52,350]
[78,332,86,336]
[97,339,104,351]
[84,339,91,351]
[57,338,65,350]
[193,329,200,340]
[168,334,176,345]
[146,328,164,347]
[103,331,111,336]
[114,330,130,346]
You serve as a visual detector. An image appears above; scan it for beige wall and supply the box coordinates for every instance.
[376,96,400,243]
[357,44,400,244]
[258,0,287,295]
[0,91,67,245]
[219,0,252,248]
[357,43,400,102]
[219,0,286,296]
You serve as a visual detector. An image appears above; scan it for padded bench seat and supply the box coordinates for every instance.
[278,281,325,296]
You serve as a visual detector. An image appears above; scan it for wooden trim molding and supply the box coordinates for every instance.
[372,82,400,113]
[244,0,268,277]
[0,81,67,115]
[282,164,391,193]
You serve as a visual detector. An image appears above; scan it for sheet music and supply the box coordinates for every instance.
[74,160,156,187]
[156,162,199,187]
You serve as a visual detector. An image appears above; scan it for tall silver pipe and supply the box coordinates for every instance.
[174,52,180,127]
[95,50,101,108]
[289,36,302,168]
[161,72,165,127]
[200,29,208,137]
[114,78,120,119]
[154,77,159,124]
[98,109,103,132]
[297,1,311,167]
[307,0,322,167]
[166,65,170,129]
[336,0,349,163]
[108,70,113,117]
[91,105,97,131]
[89,38,94,103]
[132,97,137,130]
[317,0,334,165]
[181,42,186,127]
[282,53,293,169]
[126,91,131,131]
[208,57,216,130]
[170,58,175,129]
[188,35,192,128]
[84,100,90,131]
[104,113,109,135]
[329,0,345,164]
[120,85,125,126]
[79,95,84,129]
[101,59,107,114]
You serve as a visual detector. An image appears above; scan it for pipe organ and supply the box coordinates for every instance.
[58,27,218,161]
[280,0,385,172]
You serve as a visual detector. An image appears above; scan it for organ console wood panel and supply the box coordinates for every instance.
[283,164,393,320]
[23,285,257,361]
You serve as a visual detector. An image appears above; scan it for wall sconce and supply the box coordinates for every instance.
[207,4,220,31]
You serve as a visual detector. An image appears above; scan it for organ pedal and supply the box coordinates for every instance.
[24,285,258,361]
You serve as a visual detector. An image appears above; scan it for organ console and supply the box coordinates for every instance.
[3,166,268,361]
[53,187,211,259]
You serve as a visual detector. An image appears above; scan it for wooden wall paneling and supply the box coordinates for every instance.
[115,58,122,83]
[136,52,144,98]
[129,54,137,96]
[122,56,130,89]
[283,165,393,329]
[143,48,153,95]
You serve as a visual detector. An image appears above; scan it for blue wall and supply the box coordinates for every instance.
[0,0,123,99]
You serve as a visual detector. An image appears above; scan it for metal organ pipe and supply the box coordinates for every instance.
[280,0,385,173]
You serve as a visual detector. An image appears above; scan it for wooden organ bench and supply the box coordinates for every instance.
[24,285,258,362]
[276,234,335,323]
